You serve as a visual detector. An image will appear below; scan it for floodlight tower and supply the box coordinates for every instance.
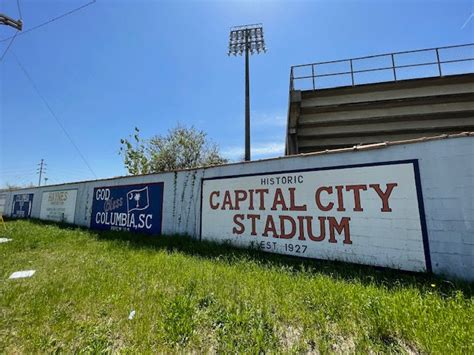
[228,24,266,161]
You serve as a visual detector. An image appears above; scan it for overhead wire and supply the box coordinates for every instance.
[2,1,98,179]
[16,0,23,20]
[12,52,98,179]
[0,168,37,174]
[0,0,96,43]
[0,0,23,61]
[0,31,18,61]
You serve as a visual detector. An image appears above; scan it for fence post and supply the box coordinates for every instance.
[350,59,354,86]
[311,64,316,90]
[391,54,397,81]
[435,48,442,76]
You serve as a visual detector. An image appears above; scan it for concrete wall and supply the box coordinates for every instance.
[286,74,474,154]
[2,136,473,281]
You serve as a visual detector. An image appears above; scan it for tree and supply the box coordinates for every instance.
[0,183,36,192]
[119,125,228,175]
[119,128,150,175]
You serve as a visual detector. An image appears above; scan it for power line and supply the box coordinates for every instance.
[0,164,42,172]
[0,169,37,175]
[0,0,23,60]
[0,0,96,43]
[16,0,23,20]
[12,52,98,179]
[0,31,18,61]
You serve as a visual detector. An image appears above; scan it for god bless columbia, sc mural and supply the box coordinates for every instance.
[11,193,34,218]
[90,183,164,234]
[201,161,431,272]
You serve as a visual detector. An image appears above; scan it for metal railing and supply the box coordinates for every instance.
[290,43,474,91]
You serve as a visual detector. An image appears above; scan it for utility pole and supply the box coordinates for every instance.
[0,4,23,61]
[37,159,46,187]
[228,24,266,161]
[0,13,22,31]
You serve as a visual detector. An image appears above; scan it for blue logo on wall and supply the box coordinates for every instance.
[12,193,34,218]
[90,183,164,234]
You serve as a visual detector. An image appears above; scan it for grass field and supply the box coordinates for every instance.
[0,220,472,353]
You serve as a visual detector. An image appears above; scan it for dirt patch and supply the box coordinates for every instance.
[330,335,356,354]
[279,325,305,351]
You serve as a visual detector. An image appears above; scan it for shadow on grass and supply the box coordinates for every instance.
[16,218,474,297]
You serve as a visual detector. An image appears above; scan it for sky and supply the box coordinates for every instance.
[0,0,473,187]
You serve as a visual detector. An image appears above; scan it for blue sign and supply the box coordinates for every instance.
[90,183,164,234]
[12,193,34,218]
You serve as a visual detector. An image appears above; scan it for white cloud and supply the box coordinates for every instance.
[221,110,287,161]
[223,142,285,160]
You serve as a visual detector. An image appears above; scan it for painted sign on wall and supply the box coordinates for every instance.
[201,161,430,272]
[11,193,34,218]
[90,182,164,234]
[40,190,77,223]
[0,193,6,214]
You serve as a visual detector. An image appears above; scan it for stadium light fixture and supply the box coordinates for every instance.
[228,24,267,161]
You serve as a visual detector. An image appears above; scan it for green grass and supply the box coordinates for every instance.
[0,220,472,353]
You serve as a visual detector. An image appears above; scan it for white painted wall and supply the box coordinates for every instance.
[3,136,473,281]
[201,162,429,272]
